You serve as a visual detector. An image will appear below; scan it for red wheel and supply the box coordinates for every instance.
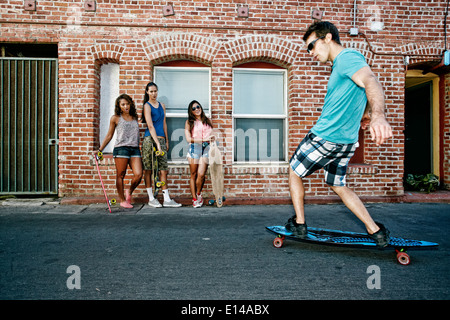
[396,251,410,265]
[273,236,284,248]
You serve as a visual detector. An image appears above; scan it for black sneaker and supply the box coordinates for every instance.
[285,215,308,238]
[368,222,390,248]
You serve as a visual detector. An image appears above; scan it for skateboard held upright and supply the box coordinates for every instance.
[208,141,225,207]
[152,147,166,198]
[94,151,116,213]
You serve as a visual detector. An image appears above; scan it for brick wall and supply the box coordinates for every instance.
[1,0,449,202]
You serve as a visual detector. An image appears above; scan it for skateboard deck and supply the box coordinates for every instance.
[94,152,116,213]
[151,147,166,197]
[209,141,224,207]
[266,225,438,265]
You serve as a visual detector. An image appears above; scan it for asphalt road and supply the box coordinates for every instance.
[0,201,449,308]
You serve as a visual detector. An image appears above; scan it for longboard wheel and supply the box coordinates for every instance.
[273,236,284,248]
[97,151,104,161]
[208,199,215,206]
[156,182,162,187]
[396,251,410,265]
[110,198,116,205]
[155,151,165,156]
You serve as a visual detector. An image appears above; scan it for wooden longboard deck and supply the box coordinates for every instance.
[209,142,224,207]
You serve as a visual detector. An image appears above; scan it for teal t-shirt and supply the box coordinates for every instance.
[311,49,369,144]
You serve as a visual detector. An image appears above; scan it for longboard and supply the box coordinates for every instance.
[209,141,224,207]
[152,148,166,198]
[94,152,116,213]
[266,225,438,265]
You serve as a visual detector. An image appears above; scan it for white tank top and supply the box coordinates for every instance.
[114,116,140,148]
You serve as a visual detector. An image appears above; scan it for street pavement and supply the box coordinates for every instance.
[0,200,449,308]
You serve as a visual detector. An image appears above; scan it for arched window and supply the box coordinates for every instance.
[153,60,211,162]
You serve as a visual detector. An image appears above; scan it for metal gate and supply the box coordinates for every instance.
[1,58,58,195]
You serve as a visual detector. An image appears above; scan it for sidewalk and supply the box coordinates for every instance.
[54,190,450,207]
[2,190,450,208]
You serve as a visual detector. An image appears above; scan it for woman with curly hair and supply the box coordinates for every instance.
[97,93,143,209]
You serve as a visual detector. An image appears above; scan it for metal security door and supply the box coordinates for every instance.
[1,58,58,195]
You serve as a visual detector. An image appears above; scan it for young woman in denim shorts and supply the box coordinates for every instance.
[185,100,214,208]
[97,94,143,209]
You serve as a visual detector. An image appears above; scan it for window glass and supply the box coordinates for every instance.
[233,67,287,163]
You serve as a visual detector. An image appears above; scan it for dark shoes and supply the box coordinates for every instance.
[285,215,308,238]
[368,222,390,248]
[285,215,389,248]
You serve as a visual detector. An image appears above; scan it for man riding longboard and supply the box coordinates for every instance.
[286,21,393,247]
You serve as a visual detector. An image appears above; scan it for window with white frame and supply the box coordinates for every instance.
[153,64,211,162]
[233,66,287,163]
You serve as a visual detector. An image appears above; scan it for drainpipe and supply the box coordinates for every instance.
[349,0,359,36]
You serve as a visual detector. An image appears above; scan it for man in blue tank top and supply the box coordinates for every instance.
[287,21,393,247]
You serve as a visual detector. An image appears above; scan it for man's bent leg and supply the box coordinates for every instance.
[330,185,379,234]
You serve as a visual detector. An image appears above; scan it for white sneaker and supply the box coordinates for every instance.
[148,198,162,208]
[163,199,182,207]
[193,199,202,208]
[197,194,204,207]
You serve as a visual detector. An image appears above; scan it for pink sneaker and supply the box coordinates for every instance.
[125,190,132,204]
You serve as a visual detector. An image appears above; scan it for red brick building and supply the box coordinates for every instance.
[1,0,449,204]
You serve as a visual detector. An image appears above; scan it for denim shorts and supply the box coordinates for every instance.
[113,146,141,159]
[289,131,358,186]
[187,142,210,159]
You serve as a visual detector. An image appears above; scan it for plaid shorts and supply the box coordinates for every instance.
[142,136,168,171]
[289,131,358,186]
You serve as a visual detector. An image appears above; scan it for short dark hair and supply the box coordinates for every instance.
[303,21,341,45]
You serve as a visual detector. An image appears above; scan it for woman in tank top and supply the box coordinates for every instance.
[141,82,181,208]
[97,94,143,209]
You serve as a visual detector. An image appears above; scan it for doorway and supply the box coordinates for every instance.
[0,44,58,195]
[404,81,433,175]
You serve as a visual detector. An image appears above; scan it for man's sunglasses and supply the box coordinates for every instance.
[307,36,325,53]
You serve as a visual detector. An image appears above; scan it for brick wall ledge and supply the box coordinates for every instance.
[60,190,450,206]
